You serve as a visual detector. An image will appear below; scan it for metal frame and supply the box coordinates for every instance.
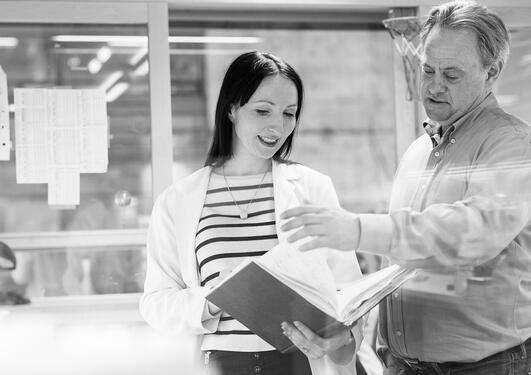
[0,229,147,251]
[148,3,173,198]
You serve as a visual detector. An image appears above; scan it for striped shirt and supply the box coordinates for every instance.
[197,171,277,352]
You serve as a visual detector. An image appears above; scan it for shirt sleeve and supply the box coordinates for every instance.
[139,189,221,335]
[358,127,531,268]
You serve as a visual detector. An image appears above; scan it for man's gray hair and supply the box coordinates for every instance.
[420,1,510,68]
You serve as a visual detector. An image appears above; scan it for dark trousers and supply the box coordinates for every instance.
[382,338,531,375]
[203,350,312,375]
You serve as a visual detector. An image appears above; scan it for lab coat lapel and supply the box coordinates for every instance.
[273,161,301,243]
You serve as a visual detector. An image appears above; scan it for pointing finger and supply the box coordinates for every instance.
[281,205,323,220]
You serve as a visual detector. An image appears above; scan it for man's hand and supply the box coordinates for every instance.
[281,321,355,364]
[280,205,360,251]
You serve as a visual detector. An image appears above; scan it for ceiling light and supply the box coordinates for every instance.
[129,47,148,66]
[168,36,261,44]
[88,58,102,74]
[52,35,260,46]
[97,46,112,63]
[106,82,129,102]
[132,61,149,77]
[99,71,124,92]
[0,37,18,47]
[52,35,147,44]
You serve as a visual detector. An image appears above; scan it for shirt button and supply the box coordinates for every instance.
[396,331,402,337]
[254,365,262,373]
[253,353,260,360]
[450,138,456,144]
[393,292,399,298]
[434,151,440,157]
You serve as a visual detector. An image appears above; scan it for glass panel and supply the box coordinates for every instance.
[0,24,152,233]
[6,246,146,298]
[495,26,531,124]
[169,27,395,214]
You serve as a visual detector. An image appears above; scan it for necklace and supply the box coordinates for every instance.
[222,165,269,220]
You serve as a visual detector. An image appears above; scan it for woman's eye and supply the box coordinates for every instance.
[284,112,295,118]
[255,109,269,115]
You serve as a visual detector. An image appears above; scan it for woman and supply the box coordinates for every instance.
[140,51,363,375]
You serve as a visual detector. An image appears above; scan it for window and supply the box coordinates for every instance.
[0,22,151,297]
[168,14,396,215]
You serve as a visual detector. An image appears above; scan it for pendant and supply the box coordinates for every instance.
[239,211,248,220]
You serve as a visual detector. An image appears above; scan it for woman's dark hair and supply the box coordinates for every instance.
[204,51,304,167]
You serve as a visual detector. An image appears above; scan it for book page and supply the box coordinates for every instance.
[257,242,339,318]
[0,66,9,161]
[337,265,417,324]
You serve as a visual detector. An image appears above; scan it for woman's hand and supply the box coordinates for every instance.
[281,321,355,363]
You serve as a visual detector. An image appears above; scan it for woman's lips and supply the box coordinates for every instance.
[257,135,279,146]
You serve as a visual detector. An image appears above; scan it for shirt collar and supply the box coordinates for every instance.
[422,92,499,145]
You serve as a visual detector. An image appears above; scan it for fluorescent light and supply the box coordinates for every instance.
[97,46,112,63]
[129,47,148,65]
[169,48,249,56]
[99,71,124,92]
[106,82,129,102]
[0,37,18,47]
[52,35,147,44]
[132,60,149,77]
[168,36,261,44]
[87,58,102,74]
[50,48,139,55]
[52,35,260,46]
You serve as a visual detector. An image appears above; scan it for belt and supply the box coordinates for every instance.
[398,337,531,373]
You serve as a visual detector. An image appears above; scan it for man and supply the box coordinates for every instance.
[281,1,531,374]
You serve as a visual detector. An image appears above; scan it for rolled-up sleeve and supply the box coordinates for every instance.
[357,127,531,268]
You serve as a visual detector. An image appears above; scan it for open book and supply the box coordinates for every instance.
[206,243,416,353]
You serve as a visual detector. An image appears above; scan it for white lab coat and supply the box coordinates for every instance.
[140,161,363,375]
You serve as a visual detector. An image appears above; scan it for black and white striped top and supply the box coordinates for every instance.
[197,171,278,352]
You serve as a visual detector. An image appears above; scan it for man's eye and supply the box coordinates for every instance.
[422,67,434,75]
[445,75,458,81]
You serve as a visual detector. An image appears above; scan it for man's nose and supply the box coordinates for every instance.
[427,75,447,95]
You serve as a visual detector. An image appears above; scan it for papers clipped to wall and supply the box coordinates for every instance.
[14,88,109,207]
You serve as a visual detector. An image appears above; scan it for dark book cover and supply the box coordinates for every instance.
[206,261,345,353]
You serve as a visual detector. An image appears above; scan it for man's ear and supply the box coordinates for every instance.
[486,60,503,83]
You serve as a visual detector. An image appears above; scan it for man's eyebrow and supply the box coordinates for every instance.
[422,63,464,72]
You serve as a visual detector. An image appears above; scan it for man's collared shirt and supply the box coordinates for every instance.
[359,93,531,362]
